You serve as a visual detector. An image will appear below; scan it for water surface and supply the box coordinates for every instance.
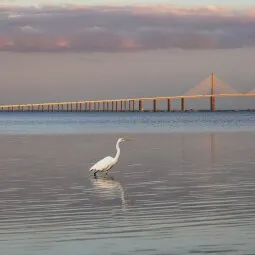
[0,132,254,255]
[0,111,254,134]
[0,112,254,254]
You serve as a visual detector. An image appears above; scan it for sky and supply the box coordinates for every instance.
[1,0,255,7]
[0,1,255,109]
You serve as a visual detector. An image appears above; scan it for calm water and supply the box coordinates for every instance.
[0,112,255,255]
[0,111,254,134]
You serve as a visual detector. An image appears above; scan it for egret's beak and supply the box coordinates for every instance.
[125,138,131,141]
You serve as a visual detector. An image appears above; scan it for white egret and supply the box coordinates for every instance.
[89,138,128,177]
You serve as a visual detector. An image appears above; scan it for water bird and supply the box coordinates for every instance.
[89,138,128,177]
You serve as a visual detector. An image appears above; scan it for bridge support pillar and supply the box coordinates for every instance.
[139,99,143,112]
[132,100,135,112]
[153,99,157,112]
[181,98,185,112]
[167,99,171,112]
[124,101,127,112]
[210,72,215,112]
[115,101,118,112]
[210,96,216,112]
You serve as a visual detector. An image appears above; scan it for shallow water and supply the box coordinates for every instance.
[0,132,254,255]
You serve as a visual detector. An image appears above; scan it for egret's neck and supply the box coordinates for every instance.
[114,141,121,162]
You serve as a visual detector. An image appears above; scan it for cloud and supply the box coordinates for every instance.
[20,25,40,33]
[0,5,254,52]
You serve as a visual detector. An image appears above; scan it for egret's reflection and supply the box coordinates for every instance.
[90,175,127,211]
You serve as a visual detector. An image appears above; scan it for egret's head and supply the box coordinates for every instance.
[118,137,130,143]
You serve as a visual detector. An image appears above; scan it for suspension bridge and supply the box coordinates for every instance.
[0,73,254,112]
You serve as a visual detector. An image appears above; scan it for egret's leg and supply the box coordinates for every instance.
[94,171,97,178]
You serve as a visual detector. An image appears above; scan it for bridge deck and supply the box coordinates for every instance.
[0,93,254,108]
[1,73,254,111]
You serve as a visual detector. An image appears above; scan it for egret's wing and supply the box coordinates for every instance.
[89,156,114,171]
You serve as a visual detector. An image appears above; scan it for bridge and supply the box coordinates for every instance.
[0,73,254,112]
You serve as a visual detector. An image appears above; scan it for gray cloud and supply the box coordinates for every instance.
[0,5,255,52]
